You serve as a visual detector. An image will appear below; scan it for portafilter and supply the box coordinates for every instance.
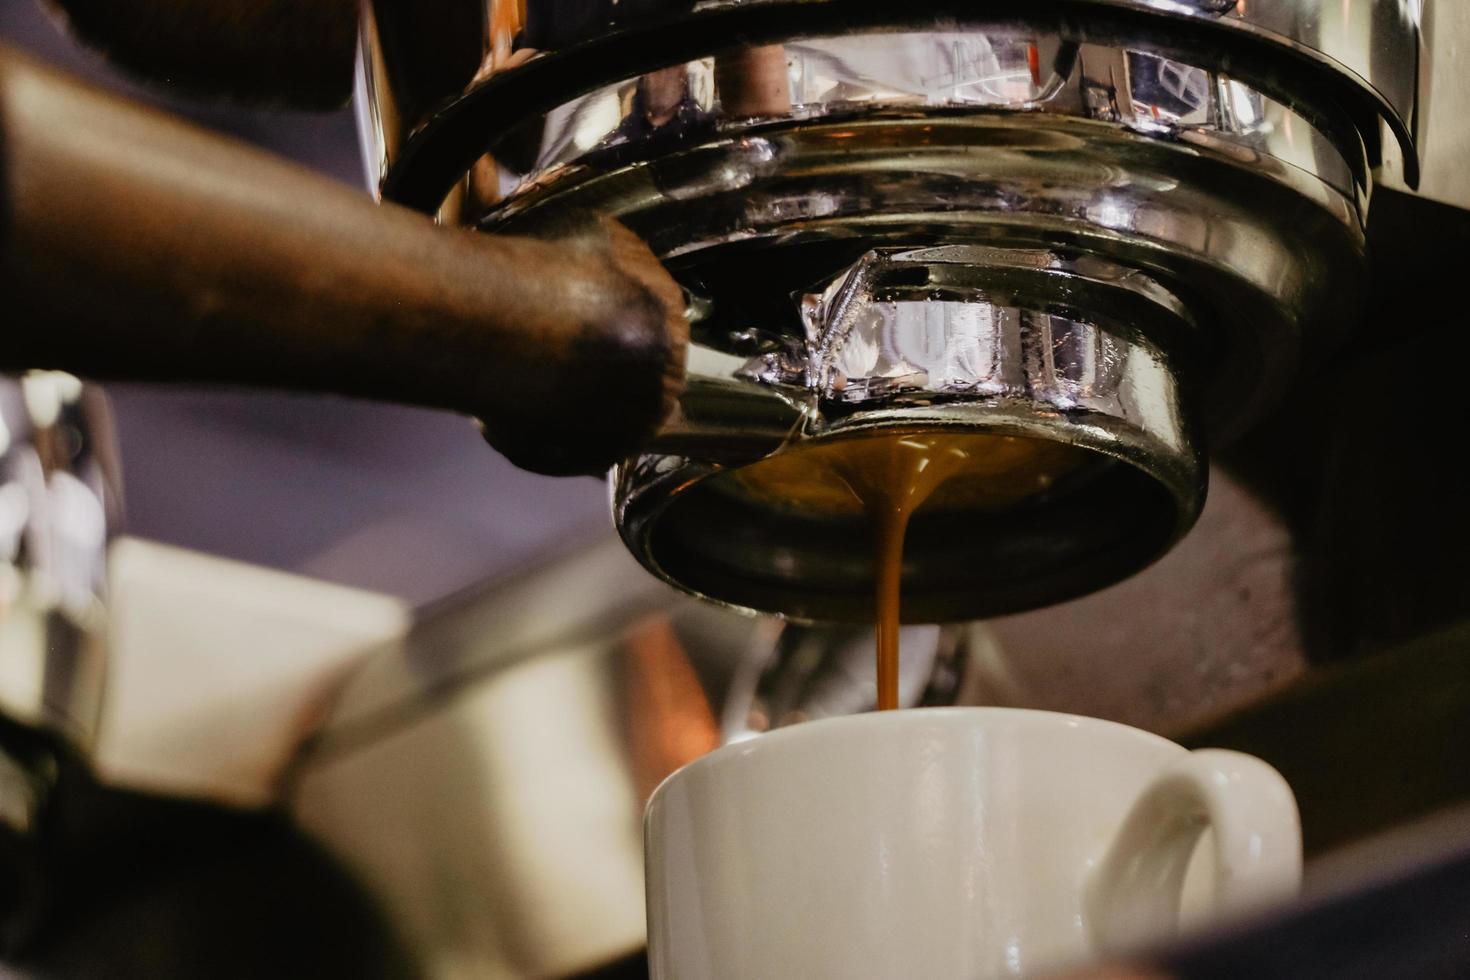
[361,0,1426,622]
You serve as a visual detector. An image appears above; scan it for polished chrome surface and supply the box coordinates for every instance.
[357,0,1424,194]
[536,103,1361,426]
[0,372,118,752]
[1113,0,1424,156]
[353,1,1420,620]
[616,245,1205,623]
[460,25,1368,446]
[471,33,1363,220]
[1401,0,1470,210]
[538,70,1358,617]
[352,2,398,197]
[792,246,1195,418]
[554,84,1353,618]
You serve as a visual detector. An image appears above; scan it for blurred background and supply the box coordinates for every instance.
[0,0,612,608]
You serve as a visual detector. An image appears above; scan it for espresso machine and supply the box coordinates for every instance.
[358,0,1427,626]
[0,0,1448,634]
[3,0,1470,977]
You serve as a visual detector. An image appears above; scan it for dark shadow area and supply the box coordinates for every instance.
[0,728,418,979]
[1185,620,1470,855]
[1197,190,1470,859]
[1219,188,1470,665]
[572,949,650,979]
[1163,832,1470,979]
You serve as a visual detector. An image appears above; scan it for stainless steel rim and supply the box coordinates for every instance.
[508,111,1363,440]
[365,0,1423,204]
[615,248,1205,623]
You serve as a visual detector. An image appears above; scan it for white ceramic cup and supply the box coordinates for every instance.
[645,707,1301,980]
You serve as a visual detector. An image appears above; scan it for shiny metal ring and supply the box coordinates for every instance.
[615,244,1205,623]
[365,0,1421,209]
[472,32,1364,224]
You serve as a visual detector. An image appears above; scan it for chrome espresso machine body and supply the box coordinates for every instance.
[360,0,1430,624]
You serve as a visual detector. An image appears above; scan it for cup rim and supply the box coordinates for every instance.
[645,706,1185,811]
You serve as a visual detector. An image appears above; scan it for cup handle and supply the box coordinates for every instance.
[1086,749,1301,953]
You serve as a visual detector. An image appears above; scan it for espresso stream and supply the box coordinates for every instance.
[732,433,1083,709]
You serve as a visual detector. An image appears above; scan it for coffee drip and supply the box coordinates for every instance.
[732,432,1083,708]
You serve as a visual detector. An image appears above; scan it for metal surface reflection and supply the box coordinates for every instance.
[359,0,1423,197]
[355,1,1420,621]
[464,33,1360,223]
[0,372,118,753]
[616,242,1202,623]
